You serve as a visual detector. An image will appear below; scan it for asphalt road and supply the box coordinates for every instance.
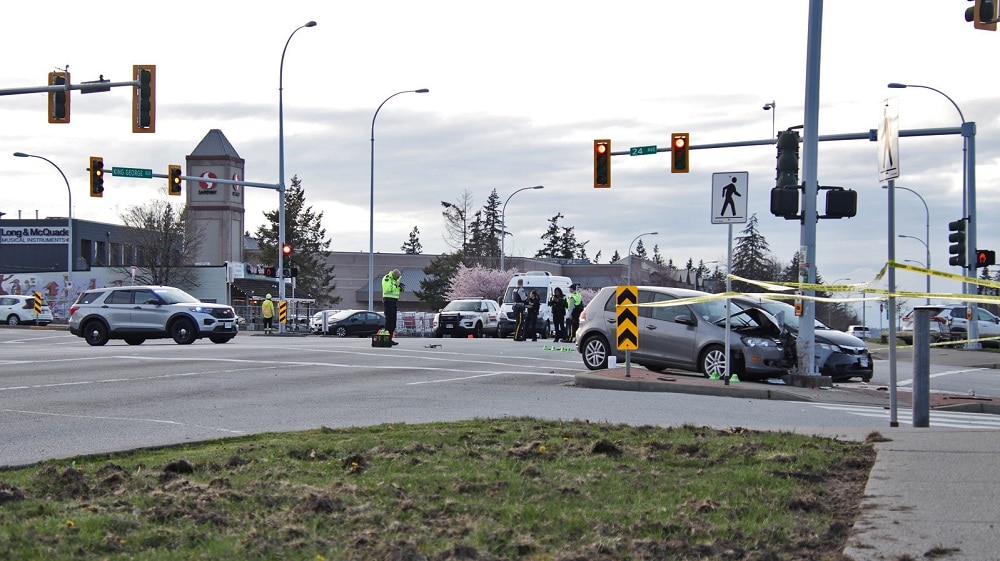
[3,328,1000,467]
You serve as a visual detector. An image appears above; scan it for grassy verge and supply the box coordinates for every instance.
[0,419,875,560]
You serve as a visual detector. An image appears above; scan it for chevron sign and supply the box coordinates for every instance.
[616,285,639,351]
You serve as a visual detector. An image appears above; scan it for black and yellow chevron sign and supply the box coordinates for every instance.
[616,285,639,351]
[278,301,288,324]
[33,291,43,315]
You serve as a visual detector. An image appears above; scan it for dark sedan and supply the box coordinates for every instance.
[321,310,386,337]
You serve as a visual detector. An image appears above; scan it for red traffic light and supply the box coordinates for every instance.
[595,143,607,155]
[281,244,294,256]
[672,136,686,150]
[670,132,690,173]
[593,139,611,188]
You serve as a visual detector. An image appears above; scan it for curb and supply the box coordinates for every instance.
[574,372,812,402]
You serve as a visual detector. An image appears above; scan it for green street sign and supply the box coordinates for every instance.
[629,145,657,156]
[111,167,153,179]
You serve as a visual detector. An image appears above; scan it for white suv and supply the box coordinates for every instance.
[69,285,238,346]
[935,305,1000,347]
[432,297,501,338]
[1,294,54,326]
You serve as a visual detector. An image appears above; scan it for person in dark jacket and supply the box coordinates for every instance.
[548,287,569,342]
[512,279,528,341]
[525,290,541,342]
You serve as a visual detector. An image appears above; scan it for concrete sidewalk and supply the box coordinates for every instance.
[574,347,1000,561]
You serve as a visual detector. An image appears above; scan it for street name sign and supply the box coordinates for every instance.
[111,167,153,179]
[629,145,657,156]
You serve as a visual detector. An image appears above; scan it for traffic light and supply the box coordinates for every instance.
[168,165,182,196]
[282,243,294,257]
[966,0,997,30]
[132,65,156,133]
[89,156,104,197]
[593,139,611,188]
[948,219,967,267]
[670,133,690,173]
[47,71,70,123]
[976,249,996,268]
[770,129,801,219]
[824,187,858,219]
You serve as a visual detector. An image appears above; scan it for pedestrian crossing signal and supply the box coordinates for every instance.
[671,133,689,173]
[594,139,611,188]
[976,249,996,268]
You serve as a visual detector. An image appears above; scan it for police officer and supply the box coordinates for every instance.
[568,284,584,342]
[381,269,404,345]
[512,279,528,341]
[261,294,275,334]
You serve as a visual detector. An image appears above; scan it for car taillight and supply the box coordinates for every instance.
[69,305,79,317]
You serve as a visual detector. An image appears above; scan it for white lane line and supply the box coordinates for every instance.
[0,365,280,392]
[1,408,244,434]
[895,367,990,386]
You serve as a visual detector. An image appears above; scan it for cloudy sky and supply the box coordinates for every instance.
[3,1,997,323]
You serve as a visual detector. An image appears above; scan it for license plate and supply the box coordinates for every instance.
[445,324,454,329]
[222,322,233,329]
[859,357,869,367]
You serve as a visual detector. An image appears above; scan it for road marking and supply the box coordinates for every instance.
[1,408,243,434]
[895,367,990,386]
[811,402,1000,429]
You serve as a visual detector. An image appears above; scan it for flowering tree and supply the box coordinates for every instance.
[445,265,513,302]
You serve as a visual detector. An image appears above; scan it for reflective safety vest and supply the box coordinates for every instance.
[261,299,275,319]
[382,273,402,300]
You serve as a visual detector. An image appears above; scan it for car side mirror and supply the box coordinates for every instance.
[674,315,695,326]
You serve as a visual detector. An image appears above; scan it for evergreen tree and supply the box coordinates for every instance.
[415,253,463,311]
[634,239,648,260]
[652,244,665,266]
[255,175,339,306]
[535,213,564,258]
[610,250,621,263]
[401,226,422,254]
[593,250,602,264]
[730,214,774,294]
[441,190,474,253]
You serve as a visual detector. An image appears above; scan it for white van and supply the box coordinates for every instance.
[498,271,574,339]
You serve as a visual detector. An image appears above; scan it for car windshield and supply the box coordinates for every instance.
[152,287,201,304]
[330,310,357,321]
[443,300,482,312]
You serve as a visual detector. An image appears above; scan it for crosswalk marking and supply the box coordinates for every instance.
[811,403,1000,429]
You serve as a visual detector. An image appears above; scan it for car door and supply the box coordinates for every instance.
[101,289,136,329]
[633,290,697,370]
[130,288,168,332]
[975,308,1000,338]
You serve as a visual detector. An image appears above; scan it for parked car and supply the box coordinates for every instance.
[68,285,238,346]
[887,305,949,345]
[732,297,873,382]
[576,286,790,381]
[432,297,501,338]
[309,310,341,334]
[319,309,385,337]
[844,325,874,339]
[934,305,1000,348]
[0,294,54,326]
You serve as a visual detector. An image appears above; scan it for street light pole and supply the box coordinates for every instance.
[500,185,544,272]
[882,184,930,305]
[368,88,429,312]
[899,234,931,305]
[626,232,658,285]
[278,20,316,333]
[13,152,72,310]
[888,82,977,347]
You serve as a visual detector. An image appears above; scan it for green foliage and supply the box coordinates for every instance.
[0,419,874,560]
[414,252,463,311]
[401,226,422,254]
[255,176,338,307]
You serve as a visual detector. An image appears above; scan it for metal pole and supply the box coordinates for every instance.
[912,307,932,427]
[887,179,899,427]
[500,185,544,272]
[12,152,72,316]
[278,20,316,333]
[368,88,429,311]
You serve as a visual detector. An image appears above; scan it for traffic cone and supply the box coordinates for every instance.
[543,345,551,350]
[708,369,720,381]
[729,373,740,383]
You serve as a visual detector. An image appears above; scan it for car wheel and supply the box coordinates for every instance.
[83,320,110,346]
[209,336,233,344]
[335,326,348,338]
[124,336,145,345]
[473,322,483,338]
[700,344,727,378]
[6,314,20,326]
[170,318,198,345]
[581,335,610,370]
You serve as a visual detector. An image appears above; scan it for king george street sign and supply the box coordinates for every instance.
[111,167,153,179]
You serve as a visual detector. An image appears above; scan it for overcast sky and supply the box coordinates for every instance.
[3,1,998,324]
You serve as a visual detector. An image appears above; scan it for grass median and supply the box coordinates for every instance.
[0,418,876,560]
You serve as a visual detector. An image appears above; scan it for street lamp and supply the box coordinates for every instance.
[881,184,930,305]
[626,232,658,285]
[899,234,931,305]
[278,20,316,333]
[888,82,977,345]
[500,185,544,271]
[763,100,776,140]
[13,152,72,305]
[368,88,430,311]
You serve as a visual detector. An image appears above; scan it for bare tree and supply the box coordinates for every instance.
[117,198,203,286]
